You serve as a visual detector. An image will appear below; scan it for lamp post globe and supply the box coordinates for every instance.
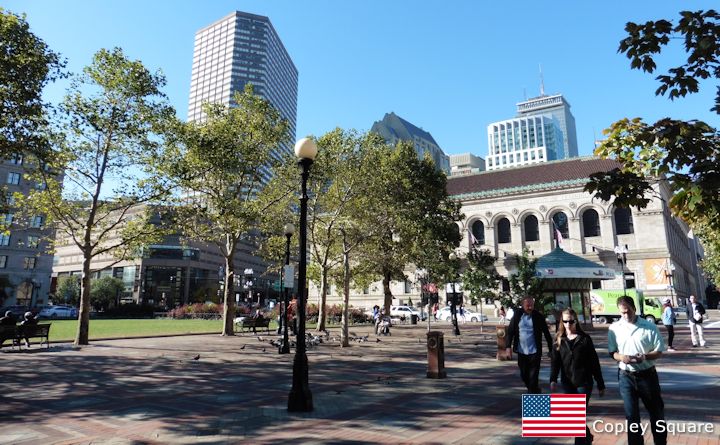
[279,223,295,355]
[288,138,316,412]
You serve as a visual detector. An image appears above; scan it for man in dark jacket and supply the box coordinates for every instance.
[505,296,553,393]
[686,295,707,347]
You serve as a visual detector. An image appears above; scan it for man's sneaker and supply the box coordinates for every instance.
[692,344,699,348]
[667,347,676,352]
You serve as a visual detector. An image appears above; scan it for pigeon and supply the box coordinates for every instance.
[192,354,200,360]
[258,336,264,342]
[262,347,266,353]
[376,338,381,343]
[240,345,246,350]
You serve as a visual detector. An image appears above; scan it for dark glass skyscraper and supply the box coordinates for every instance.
[188,11,298,149]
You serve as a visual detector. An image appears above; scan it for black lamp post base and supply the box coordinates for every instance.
[288,353,313,412]
[279,343,290,354]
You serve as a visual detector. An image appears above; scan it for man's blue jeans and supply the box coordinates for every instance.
[618,367,666,445]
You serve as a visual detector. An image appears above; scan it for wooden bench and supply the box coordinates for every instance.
[0,324,51,349]
[237,317,271,333]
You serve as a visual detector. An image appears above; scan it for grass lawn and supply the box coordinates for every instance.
[44,319,280,342]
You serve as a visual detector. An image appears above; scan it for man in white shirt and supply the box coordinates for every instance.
[686,295,707,347]
[608,296,667,445]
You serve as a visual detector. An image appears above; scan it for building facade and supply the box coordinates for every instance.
[486,115,563,171]
[449,153,486,176]
[0,154,54,308]
[51,206,278,308]
[371,112,450,174]
[319,157,706,310]
[516,93,578,159]
[188,10,298,151]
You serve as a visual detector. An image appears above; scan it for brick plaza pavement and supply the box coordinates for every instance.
[1,319,719,444]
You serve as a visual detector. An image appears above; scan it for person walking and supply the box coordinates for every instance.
[608,296,667,445]
[550,308,605,445]
[661,298,676,351]
[505,296,553,394]
[498,306,506,324]
[686,294,707,347]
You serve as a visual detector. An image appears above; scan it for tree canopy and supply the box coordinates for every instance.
[0,8,65,160]
[21,47,175,345]
[159,84,289,336]
[585,9,720,284]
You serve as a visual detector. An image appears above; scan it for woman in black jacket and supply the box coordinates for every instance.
[550,308,605,444]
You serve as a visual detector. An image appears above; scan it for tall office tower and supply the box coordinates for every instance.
[449,153,485,176]
[486,115,563,171]
[516,93,578,159]
[188,11,298,150]
[371,112,450,174]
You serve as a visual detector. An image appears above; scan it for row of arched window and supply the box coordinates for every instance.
[470,208,634,244]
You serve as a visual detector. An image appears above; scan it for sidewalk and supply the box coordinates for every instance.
[1,321,718,444]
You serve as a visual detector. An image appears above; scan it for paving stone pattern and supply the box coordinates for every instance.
[1,320,719,444]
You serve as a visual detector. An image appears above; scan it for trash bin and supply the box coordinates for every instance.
[426,331,446,378]
[496,325,511,361]
[411,314,418,325]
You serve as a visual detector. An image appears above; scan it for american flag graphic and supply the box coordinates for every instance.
[521,394,587,437]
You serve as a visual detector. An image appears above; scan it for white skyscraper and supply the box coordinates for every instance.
[188,11,298,150]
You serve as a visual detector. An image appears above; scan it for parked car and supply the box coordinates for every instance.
[436,306,488,322]
[390,305,422,320]
[38,305,78,319]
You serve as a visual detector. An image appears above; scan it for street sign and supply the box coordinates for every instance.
[283,265,294,288]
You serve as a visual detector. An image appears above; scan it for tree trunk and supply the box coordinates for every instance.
[382,270,393,315]
[221,248,235,336]
[317,268,328,332]
[341,246,350,347]
[74,253,93,346]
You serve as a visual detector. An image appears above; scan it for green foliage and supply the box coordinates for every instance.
[585,9,720,285]
[89,276,124,311]
[56,275,80,306]
[0,8,65,160]
[461,247,501,306]
[159,83,289,335]
[508,249,545,308]
[19,47,175,345]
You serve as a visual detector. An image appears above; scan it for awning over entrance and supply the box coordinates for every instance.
[535,247,616,280]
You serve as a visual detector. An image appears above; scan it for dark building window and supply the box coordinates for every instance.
[471,220,485,245]
[614,207,634,235]
[497,218,511,244]
[552,212,569,238]
[625,272,636,289]
[524,215,539,241]
[582,209,601,237]
[591,280,602,289]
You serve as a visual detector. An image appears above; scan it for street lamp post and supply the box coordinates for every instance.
[288,137,317,412]
[614,245,629,297]
[665,261,676,305]
[279,223,295,355]
[448,253,461,336]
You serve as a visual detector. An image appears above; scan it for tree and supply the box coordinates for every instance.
[159,84,289,336]
[56,275,80,306]
[585,10,720,283]
[357,142,463,315]
[90,276,124,311]
[461,247,502,310]
[21,48,175,346]
[507,249,546,309]
[0,8,65,161]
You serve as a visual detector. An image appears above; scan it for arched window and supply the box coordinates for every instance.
[497,218,511,244]
[582,209,601,237]
[614,207,634,235]
[471,220,485,245]
[524,215,539,241]
[552,212,569,239]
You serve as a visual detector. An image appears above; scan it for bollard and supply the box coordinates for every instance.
[496,325,511,361]
[426,331,446,378]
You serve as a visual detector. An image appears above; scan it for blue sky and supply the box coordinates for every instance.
[5,1,717,157]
